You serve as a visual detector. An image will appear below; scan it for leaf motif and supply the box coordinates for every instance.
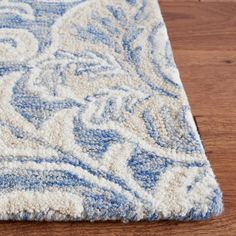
[83,86,151,125]
[65,0,180,98]
[30,50,125,96]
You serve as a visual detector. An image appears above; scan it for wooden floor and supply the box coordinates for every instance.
[0,1,236,235]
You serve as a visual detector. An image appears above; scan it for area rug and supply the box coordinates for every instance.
[0,0,223,221]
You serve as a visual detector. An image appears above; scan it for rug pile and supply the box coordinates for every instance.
[0,0,223,221]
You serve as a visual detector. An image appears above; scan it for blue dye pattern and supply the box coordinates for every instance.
[134,0,147,21]
[75,24,115,49]
[0,169,91,190]
[142,106,203,153]
[0,167,138,220]
[0,38,17,47]
[106,5,127,27]
[91,14,121,36]
[165,41,176,68]
[0,6,29,15]
[0,64,29,76]
[73,51,121,77]
[180,188,223,221]
[186,170,207,193]
[148,23,180,88]
[82,187,137,221]
[72,0,179,98]
[11,74,81,128]
[0,0,86,52]
[73,113,123,159]
[128,145,174,190]
[0,119,145,203]
[121,6,178,98]
[126,0,137,6]
[77,28,120,53]
[128,145,206,191]
[90,97,120,124]
[87,86,151,124]
[52,50,123,81]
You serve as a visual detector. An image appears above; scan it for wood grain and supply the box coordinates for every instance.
[175,50,236,115]
[159,0,236,2]
[0,1,235,235]
[160,2,236,50]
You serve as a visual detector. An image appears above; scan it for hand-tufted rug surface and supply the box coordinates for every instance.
[0,0,223,221]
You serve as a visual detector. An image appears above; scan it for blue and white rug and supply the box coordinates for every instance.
[0,0,223,221]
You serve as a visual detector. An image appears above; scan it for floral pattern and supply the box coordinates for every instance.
[0,0,223,221]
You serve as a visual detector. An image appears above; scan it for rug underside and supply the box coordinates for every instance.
[0,0,223,221]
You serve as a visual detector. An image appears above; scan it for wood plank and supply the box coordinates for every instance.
[200,0,236,2]
[159,0,199,2]
[159,2,236,50]
[197,116,236,155]
[173,50,236,116]
[159,0,236,2]
[0,213,235,236]
[196,116,236,213]
[174,50,236,67]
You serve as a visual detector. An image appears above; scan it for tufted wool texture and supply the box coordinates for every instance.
[0,0,223,221]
